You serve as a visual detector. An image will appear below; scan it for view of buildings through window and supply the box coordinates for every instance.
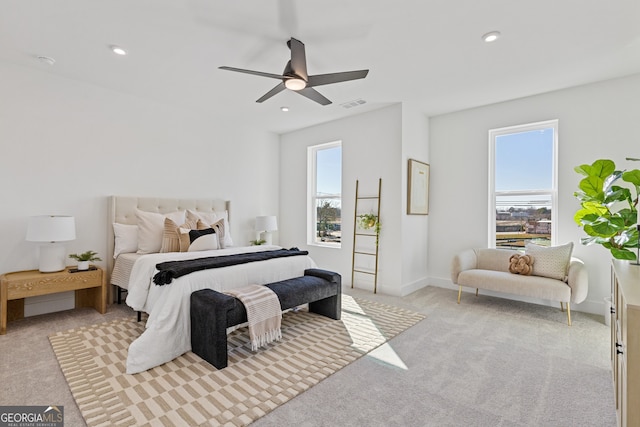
[490,120,558,249]
[309,141,342,246]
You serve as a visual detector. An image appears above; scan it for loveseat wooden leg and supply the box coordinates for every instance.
[567,302,572,326]
[560,302,564,312]
[457,286,462,304]
[475,288,479,297]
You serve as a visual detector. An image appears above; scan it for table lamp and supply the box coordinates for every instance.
[26,215,76,272]
[255,216,278,245]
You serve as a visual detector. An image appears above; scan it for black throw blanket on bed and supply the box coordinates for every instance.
[153,248,309,286]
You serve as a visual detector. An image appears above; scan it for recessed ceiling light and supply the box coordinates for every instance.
[110,45,127,55]
[36,55,55,65]
[482,31,501,43]
[280,106,289,112]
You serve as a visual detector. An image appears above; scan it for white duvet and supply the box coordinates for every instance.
[124,245,317,374]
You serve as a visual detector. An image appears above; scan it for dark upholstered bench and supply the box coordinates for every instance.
[190,268,341,369]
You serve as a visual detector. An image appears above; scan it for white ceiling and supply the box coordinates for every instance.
[2,0,639,134]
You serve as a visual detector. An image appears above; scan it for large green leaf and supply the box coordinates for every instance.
[623,169,640,186]
[579,176,604,198]
[590,216,626,237]
[574,160,615,178]
[605,186,631,204]
[591,159,616,178]
[611,247,638,260]
[574,204,609,226]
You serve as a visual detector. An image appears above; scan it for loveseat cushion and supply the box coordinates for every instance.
[457,269,571,302]
[476,248,513,272]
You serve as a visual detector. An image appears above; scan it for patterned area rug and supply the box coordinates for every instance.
[50,295,425,427]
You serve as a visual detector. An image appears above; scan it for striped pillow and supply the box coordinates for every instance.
[160,217,198,253]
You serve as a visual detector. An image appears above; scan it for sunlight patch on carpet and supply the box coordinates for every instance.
[342,297,409,370]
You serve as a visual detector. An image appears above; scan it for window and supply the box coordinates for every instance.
[308,141,342,247]
[488,120,558,249]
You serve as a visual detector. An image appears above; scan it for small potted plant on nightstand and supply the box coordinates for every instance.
[69,250,102,271]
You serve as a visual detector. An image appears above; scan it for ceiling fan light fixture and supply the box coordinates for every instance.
[284,78,306,91]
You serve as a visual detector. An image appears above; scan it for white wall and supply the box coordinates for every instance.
[0,62,279,314]
[279,103,431,296]
[428,73,640,314]
[400,102,430,294]
[279,104,402,294]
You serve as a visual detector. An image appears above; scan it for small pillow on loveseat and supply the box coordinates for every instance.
[525,242,573,281]
[508,254,534,275]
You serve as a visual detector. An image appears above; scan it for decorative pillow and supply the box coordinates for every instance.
[524,242,574,281]
[113,223,138,259]
[136,209,186,254]
[508,254,534,275]
[196,218,226,249]
[187,210,233,247]
[160,217,198,253]
[178,227,219,252]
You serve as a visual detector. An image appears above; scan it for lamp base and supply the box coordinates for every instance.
[260,231,273,246]
[38,243,67,273]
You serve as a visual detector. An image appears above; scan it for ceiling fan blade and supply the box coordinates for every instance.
[287,38,308,80]
[219,66,285,80]
[256,82,286,103]
[296,87,331,105]
[307,70,369,87]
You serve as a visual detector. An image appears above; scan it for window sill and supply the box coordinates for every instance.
[308,242,341,249]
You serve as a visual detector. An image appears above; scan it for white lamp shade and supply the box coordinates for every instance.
[26,215,76,242]
[255,216,278,232]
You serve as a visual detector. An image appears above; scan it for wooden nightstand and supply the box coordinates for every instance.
[0,266,106,334]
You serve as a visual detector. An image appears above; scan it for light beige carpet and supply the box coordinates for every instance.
[49,295,425,427]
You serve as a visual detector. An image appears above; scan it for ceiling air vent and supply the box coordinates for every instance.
[340,99,367,109]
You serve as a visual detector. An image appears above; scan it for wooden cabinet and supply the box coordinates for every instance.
[0,267,106,334]
[611,260,640,427]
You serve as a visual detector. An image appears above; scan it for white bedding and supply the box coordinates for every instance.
[111,253,143,290]
[124,245,317,374]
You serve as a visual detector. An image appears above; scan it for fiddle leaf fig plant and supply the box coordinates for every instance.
[574,159,640,260]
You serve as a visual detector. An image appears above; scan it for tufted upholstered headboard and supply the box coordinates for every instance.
[106,196,231,283]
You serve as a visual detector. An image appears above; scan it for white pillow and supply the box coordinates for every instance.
[136,209,186,254]
[188,233,219,252]
[113,223,138,259]
[525,242,574,281]
[179,227,220,252]
[187,209,233,247]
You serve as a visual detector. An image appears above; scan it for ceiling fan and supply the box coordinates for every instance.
[219,38,369,106]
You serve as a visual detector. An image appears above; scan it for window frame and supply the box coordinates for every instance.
[488,119,558,248]
[307,140,342,248]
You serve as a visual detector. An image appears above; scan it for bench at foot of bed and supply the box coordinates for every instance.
[190,268,342,369]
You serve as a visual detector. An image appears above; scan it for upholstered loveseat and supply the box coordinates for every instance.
[451,246,588,325]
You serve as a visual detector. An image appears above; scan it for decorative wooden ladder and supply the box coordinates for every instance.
[351,178,382,293]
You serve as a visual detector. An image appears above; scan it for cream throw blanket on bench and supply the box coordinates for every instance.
[225,285,282,351]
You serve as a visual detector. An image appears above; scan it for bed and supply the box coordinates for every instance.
[107,196,317,374]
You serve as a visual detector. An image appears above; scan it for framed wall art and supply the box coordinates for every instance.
[407,159,430,215]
